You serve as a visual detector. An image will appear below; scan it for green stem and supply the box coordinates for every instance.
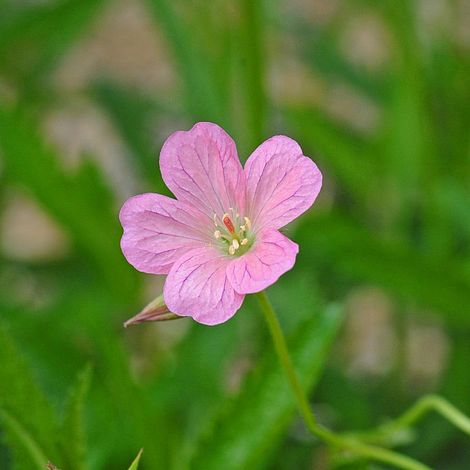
[377,395,470,439]
[255,291,431,470]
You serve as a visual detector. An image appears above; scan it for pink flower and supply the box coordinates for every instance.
[120,122,322,325]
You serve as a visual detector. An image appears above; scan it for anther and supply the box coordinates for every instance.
[244,217,252,230]
[232,239,239,250]
[228,245,236,255]
[240,238,248,245]
[214,230,221,239]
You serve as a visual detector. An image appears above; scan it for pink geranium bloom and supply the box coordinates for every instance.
[120,122,322,325]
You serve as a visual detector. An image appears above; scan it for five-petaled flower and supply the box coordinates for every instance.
[119,123,322,325]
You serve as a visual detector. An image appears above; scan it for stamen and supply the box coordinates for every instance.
[223,213,236,234]
[213,210,252,255]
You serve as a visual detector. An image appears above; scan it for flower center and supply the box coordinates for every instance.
[213,208,254,256]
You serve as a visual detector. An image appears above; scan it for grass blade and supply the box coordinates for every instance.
[59,365,93,470]
[0,324,60,467]
[0,104,139,301]
[127,449,143,470]
[0,409,49,470]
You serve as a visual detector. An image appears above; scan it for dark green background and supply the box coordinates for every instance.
[0,0,469,468]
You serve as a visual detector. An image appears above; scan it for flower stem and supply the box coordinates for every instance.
[357,394,470,445]
[255,291,431,470]
[394,395,470,434]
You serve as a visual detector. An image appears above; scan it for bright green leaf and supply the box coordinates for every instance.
[296,212,470,326]
[190,304,343,470]
[0,323,60,468]
[0,409,49,470]
[59,365,93,470]
[0,0,107,90]
[0,104,139,301]
[127,449,143,470]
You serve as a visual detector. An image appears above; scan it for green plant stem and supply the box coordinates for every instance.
[395,395,470,434]
[255,291,431,470]
[364,394,470,444]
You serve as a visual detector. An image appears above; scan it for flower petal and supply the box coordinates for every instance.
[164,246,244,325]
[159,122,245,217]
[120,193,210,275]
[245,136,322,230]
[226,229,298,294]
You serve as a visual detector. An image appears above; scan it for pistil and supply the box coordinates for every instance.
[213,212,253,256]
[223,214,236,234]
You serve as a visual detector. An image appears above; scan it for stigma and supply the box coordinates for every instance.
[213,211,252,256]
[222,214,236,234]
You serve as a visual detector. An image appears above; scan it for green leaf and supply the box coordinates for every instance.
[295,14,389,102]
[0,409,49,470]
[127,449,143,470]
[0,104,139,301]
[0,0,107,90]
[143,0,224,122]
[190,304,343,470]
[296,212,470,326]
[59,365,92,470]
[0,323,60,468]
[147,317,241,466]
[285,106,379,209]
[238,0,267,150]
[91,81,168,192]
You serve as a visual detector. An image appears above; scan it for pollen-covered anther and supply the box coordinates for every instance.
[240,238,248,246]
[228,239,240,255]
[244,216,252,230]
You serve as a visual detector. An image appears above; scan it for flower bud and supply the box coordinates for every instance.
[124,295,181,327]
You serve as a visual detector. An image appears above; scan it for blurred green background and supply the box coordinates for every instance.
[0,0,469,469]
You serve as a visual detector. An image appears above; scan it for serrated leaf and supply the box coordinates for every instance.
[0,323,60,468]
[190,304,343,470]
[59,365,92,470]
[0,409,49,470]
[127,449,143,470]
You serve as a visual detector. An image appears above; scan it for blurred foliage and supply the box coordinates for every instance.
[0,0,469,469]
